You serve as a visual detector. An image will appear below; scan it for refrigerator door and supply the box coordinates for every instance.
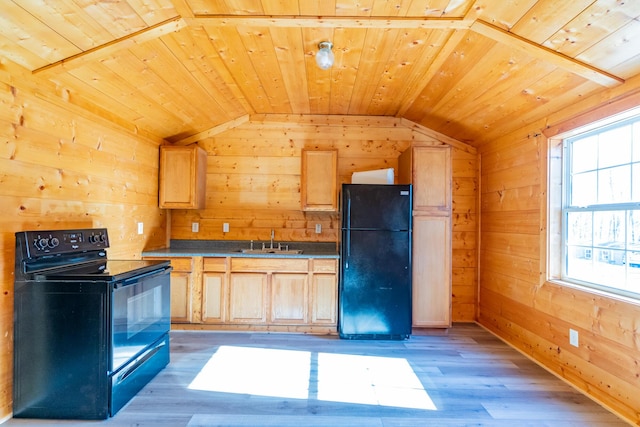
[342,184,411,231]
[339,229,411,339]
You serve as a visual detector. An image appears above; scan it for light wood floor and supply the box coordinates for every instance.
[6,324,628,427]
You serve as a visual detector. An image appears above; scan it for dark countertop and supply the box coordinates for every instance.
[142,240,339,259]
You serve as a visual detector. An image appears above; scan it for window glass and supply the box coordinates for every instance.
[597,125,631,168]
[633,122,640,162]
[572,135,598,173]
[571,171,597,206]
[598,165,630,204]
[562,113,640,298]
[634,163,640,202]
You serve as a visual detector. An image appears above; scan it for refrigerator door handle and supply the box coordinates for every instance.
[345,229,350,268]
[345,188,351,229]
[345,189,351,268]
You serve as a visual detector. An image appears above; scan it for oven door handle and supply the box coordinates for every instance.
[116,266,172,288]
[114,339,167,385]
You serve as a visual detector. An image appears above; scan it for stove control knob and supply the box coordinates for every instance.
[49,237,60,248]
[89,234,99,243]
[35,238,49,250]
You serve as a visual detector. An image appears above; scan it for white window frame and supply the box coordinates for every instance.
[547,107,640,300]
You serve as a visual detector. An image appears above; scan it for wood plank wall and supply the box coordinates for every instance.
[477,75,640,424]
[168,115,478,323]
[0,63,167,421]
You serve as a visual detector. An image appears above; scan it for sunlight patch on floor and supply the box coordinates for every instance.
[317,353,437,410]
[188,346,311,399]
[188,345,436,410]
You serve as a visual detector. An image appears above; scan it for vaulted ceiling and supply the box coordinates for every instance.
[2,0,640,146]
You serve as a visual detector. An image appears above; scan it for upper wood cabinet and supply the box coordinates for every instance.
[398,145,451,213]
[159,145,207,209]
[300,149,338,211]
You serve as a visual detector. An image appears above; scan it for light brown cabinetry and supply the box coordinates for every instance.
[399,145,452,328]
[412,215,451,327]
[159,145,207,209]
[202,257,227,323]
[146,255,338,331]
[144,256,197,323]
[229,273,268,323]
[271,273,308,323]
[229,257,309,325]
[300,149,338,211]
[310,259,338,324]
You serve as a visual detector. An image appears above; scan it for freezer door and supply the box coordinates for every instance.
[339,229,411,339]
[341,184,411,231]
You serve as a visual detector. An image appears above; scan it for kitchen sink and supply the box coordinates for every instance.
[240,248,303,255]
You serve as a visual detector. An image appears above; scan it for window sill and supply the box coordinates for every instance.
[546,278,640,307]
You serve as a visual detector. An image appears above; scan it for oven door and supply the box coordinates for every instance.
[112,267,171,372]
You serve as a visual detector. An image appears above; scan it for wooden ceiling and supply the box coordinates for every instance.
[2,0,640,146]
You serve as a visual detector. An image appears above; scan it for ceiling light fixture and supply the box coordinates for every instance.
[315,41,334,70]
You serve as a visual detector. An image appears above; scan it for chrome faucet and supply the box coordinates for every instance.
[270,229,275,249]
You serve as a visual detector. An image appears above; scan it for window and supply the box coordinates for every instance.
[560,113,640,298]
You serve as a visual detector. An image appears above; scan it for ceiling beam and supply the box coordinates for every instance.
[192,15,471,29]
[470,20,624,88]
[33,16,187,75]
[174,114,250,145]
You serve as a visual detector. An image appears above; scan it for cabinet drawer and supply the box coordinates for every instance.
[203,257,227,272]
[146,257,192,272]
[311,259,337,273]
[230,258,308,272]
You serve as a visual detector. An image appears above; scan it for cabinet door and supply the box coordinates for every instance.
[301,149,338,211]
[170,271,192,323]
[229,273,267,323]
[271,273,308,323]
[202,272,225,323]
[412,146,451,213]
[311,273,337,324]
[159,145,207,209]
[412,215,452,327]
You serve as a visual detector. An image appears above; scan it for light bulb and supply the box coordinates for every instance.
[316,41,334,70]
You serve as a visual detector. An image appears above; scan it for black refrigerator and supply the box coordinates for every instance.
[339,183,412,340]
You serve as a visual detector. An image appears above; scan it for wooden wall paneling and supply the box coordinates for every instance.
[328,28,366,114]
[479,287,640,422]
[478,86,640,424]
[270,27,310,114]
[381,28,452,117]
[160,29,249,122]
[450,147,478,322]
[0,68,166,422]
[203,24,275,114]
[302,26,335,113]
[347,27,401,114]
[66,62,177,134]
[170,116,477,325]
[477,77,599,146]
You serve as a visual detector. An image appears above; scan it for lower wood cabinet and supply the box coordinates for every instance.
[143,256,197,323]
[311,274,337,324]
[202,257,227,323]
[271,273,308,323]
[146,255,337,330]
[229,273,268,323]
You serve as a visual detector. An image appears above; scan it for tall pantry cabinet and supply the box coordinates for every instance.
[398,145,452,328]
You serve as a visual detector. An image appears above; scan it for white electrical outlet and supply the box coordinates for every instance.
[192,222,199,233]
[137,222,144,235]
[223,223,230,233]
[569,329,579,347]
[315,223,322,234]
